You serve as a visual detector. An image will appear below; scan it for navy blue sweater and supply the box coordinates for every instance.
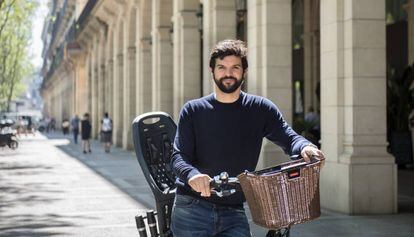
[171,92,312,206]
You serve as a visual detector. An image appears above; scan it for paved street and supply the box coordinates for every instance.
[1,132,414,237]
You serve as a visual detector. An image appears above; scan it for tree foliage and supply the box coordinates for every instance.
[0,0,37,112]
[387,64,414,132]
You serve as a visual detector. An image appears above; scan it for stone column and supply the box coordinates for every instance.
[97,35,106,133]
[53,88,59,124]
[90,40,100,138]
[113,53,124,147]
[67,75,74,118]
[405,0,414,63]
[98,63,105,122]
[85,55,93,115]
[92,64,99,137]
[152,0,173,115]
[57,81,63,126]
[123,46,137,149]
[72,65,76,117]
[248,0,293,169]
[106,59,114,118]
[53,88,57,125]
[172,0,201,120]
[57,89,61,123]
[202,0,237,95]
[78,54,88,116]
[136,1,152,116]
[320,0,397,214]
[138,39,152,114]
[62,74,72,120]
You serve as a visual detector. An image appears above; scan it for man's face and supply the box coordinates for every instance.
[212,55,245,94]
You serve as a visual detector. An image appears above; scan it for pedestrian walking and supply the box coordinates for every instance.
[71,115,80,144]
[27,116,34,136]
[16,117,23,137]
[44,116,51,133]
[62,119,70,135]
[17,116,28,137]
[100,112,112,153]
[50,118,56,131]
[81,113,92,154]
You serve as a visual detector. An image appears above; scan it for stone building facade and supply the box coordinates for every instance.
[41,0,414,214]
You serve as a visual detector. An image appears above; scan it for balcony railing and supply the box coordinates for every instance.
[44,44,65,82]
[50,10,63,45]
[65,21,76,42]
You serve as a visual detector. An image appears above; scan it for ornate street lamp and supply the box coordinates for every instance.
[235,0,247,41]
[169,21,174,45]
[195,4,203,96]
[236,0,248,90]
[196,4,203,34]
[235,0,247,14]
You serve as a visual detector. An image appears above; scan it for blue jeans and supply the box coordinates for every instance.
[171,194,251,237]
[73,128,79,144]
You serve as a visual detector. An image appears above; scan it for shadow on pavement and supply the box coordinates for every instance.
[0,161,79,236]
[398,169,414,213]
[0,213,92,237]
[43,132,156,210]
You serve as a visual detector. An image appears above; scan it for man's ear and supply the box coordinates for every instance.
[210,67,215,79]
[243,69,248,77]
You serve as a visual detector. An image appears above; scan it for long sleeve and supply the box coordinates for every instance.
[263,99,312,156]
[170,103,201,183]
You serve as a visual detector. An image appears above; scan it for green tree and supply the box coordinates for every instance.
[0,0,37,112]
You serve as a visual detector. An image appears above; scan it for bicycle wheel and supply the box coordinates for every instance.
[266,227,290,237]
[8,140,18,150]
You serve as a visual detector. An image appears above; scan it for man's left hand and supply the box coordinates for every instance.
[301,145,325,164]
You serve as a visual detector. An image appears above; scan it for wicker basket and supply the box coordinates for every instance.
[237,158,322,230]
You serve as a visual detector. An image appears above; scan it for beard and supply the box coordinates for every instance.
[213,74,245,94]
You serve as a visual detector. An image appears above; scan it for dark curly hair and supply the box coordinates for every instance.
[209,39,248,71]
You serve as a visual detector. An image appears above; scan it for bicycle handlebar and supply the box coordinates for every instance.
[209,172,241,197]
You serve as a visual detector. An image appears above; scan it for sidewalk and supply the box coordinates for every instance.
[41,132,414,236]
[1,131,414,236]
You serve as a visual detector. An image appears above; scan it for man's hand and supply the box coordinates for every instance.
[188,174,212,197]
[301,145,325,165]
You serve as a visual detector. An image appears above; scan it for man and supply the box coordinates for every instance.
[170,39,324,237]
[81,113,92,154]
[71,115,80,144]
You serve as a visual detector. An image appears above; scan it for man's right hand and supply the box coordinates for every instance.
[188,174,212,197]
